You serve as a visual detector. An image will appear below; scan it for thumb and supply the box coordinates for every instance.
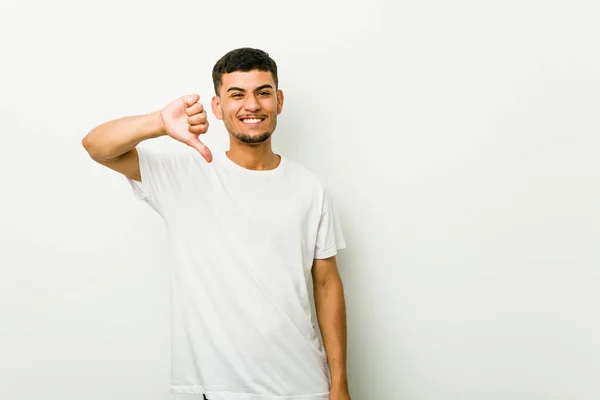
[182,94,200,107]
[186,136,213,163]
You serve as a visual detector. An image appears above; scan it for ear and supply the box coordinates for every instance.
[211,96,223,120]
[276,89,284,115]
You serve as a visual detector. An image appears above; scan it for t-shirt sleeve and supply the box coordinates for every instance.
[127,145,190,216]
[314,188,347,259]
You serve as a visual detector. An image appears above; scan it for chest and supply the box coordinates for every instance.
[167,174,320,245]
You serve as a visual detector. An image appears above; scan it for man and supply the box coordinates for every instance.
[82,48,350,400]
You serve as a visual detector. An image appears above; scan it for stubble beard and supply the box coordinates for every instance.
[231,131,273,144]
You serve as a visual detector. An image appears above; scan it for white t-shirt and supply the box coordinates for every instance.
[127,145,346,400]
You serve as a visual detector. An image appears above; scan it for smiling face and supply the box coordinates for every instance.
[211,70,284,144]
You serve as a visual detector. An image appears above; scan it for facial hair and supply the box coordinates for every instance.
[223,113,277,144]
[230,131,272,144]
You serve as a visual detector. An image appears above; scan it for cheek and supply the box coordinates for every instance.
[260,100,277,114]
[222,106,238,120]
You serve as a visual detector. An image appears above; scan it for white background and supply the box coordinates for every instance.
[1,0,599,399]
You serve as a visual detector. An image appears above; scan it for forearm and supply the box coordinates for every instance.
[314,276,348,386]
[82,110,165,160]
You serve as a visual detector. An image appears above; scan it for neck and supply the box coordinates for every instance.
[226,138,280,171]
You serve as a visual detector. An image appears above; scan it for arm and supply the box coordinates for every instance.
[81,111,165,181]
[82,111,165,161]
[81,94,212,181]
[312,255,350,394]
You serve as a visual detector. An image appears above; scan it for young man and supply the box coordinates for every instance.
[82,48,350,400]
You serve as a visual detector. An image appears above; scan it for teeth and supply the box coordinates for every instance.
[242,118,262,123]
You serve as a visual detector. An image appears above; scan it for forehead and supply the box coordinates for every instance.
[220,70,275,90]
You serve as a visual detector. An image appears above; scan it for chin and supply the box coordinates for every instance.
[232,131,272,144]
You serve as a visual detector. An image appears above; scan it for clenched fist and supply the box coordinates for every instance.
[160,94,212,162]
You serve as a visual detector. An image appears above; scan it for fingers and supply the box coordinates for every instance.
[186,136,213,163]
[187,103,208,134]
[189,122,208,134]
[182,94,200,107]
[187,110,207,125]
[179,94,212,162]
[185,100,207,133]
[188,105,208,134]
[185,102,204,116]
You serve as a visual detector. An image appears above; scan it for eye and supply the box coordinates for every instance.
[231,93,243,98]
[259,91,271,96]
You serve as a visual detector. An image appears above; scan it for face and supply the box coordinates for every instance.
[211,70,284,144]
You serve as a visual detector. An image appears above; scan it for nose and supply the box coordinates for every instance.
[244,94,260,112]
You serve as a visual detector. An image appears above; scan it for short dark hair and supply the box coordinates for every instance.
[212,48,278,95]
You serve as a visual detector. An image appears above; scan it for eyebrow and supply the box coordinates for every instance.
[227,84,274,93]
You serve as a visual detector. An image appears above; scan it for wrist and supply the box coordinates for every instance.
[148,110,167,138]
[331,375,349,387]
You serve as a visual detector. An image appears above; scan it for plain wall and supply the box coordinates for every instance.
[1,0,599,399]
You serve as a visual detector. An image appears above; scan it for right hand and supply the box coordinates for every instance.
[160,94,213,162]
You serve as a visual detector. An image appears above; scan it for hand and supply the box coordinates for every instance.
[160,94,212,162]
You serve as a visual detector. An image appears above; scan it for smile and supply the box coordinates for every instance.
[240,117,265,124]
